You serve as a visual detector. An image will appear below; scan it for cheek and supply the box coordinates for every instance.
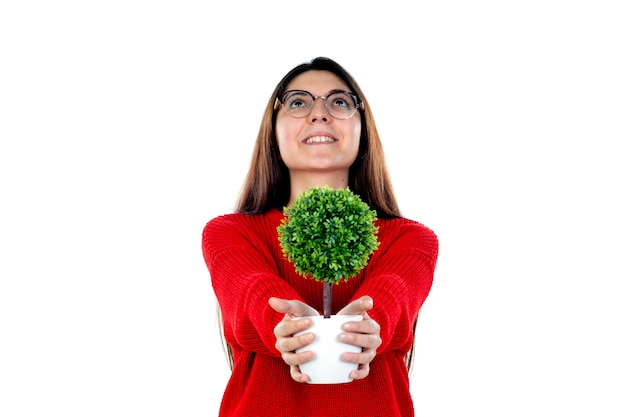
[349,123,362,153]
[276,123,289,153]
[275,116,303,152]
[274,116,288,152]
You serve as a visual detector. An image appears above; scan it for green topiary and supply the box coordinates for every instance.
[277,186,380,318]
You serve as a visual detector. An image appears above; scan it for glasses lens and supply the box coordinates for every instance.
[325,91,358,119]
[283,91,314,118]
[281,90,360,119]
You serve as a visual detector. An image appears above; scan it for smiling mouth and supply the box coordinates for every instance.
[304,136,337,144]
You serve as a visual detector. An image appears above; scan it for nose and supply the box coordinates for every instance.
[309,97,329,122]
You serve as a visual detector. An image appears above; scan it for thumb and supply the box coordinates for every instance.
[269,297,319,317]
[337,296,374,316]
[268,297,291,314]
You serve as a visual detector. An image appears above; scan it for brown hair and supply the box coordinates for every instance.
[235,57,401,219]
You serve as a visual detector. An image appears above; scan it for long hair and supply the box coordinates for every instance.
[221,57,419,371]
[235,57,401,219]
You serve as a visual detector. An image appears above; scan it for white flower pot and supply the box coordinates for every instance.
[294,315,363,384]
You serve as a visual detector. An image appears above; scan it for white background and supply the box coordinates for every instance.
[1,1,625,416]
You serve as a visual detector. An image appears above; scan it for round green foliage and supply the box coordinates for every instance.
[277,186,380,284]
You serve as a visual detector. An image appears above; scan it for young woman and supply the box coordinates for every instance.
[202,57,438,417]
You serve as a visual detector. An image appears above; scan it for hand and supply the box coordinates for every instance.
[337,296,382,380]
[269,297,319,383]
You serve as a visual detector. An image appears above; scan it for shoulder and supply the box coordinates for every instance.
[202,209,284,241]
[378,217,437,241]
[204,212,251,230]
[377,217,439,256]
[204,212,262,235]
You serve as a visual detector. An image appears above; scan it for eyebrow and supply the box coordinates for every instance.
[287,89,354,97]
[326,89,351,95]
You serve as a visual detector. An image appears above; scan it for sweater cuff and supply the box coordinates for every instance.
[352,273,420,354]
[236,273,305,356]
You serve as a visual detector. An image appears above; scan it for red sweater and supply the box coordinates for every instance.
[202,208,438,417]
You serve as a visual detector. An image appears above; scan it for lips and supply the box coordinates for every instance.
[303,135,337,144]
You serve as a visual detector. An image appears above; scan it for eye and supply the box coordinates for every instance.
[289,99,306,108]
[329,92,355,110]
[332,97,348,107]
[284,92,312,109]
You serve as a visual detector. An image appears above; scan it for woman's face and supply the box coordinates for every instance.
[275,70,361,180]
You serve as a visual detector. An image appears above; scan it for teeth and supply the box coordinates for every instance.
[305,136,335,144]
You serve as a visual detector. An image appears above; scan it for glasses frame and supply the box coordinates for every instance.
[274,89,364,120]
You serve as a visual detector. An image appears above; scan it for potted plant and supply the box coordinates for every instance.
[277,186,380,383]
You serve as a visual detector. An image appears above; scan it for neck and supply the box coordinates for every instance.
[288,171,350,205]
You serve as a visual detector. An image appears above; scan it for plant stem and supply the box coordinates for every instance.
[323,282,332,319]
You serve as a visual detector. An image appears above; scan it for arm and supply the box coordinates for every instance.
[202,215,306,357]
[350,219,438,355]
[269,220,437,381]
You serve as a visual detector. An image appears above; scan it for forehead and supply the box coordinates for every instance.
[286,70,350,94]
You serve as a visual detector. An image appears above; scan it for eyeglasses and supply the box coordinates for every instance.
[275,89,364,120]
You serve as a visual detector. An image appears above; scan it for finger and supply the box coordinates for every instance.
[290,365,310,383]
[339,330,381,350]
[280,349,314,367]
[337,296,373,316]
[342,347,377,366]
[349,363,371,380]
[269,297,319,318]
[273,316,313,338]
[342,315,380,337]
[274,330,315,353]
[268,297,291,314]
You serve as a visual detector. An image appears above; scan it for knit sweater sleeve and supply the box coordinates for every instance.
[202,214,304,357]
[352,219,438,355]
